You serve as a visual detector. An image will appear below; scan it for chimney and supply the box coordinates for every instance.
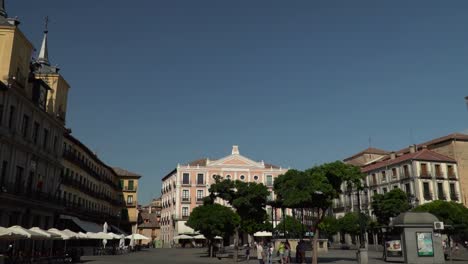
[390,152,396,159]
[409,144,416,153]
[232,145,239,155]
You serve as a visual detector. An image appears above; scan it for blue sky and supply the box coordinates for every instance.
[8,0,468,204]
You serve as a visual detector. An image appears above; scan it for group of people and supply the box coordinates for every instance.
[250,240,294,264]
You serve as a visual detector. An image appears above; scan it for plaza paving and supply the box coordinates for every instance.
[81,248,468,263]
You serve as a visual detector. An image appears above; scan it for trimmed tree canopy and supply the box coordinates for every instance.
[371,188,411,226]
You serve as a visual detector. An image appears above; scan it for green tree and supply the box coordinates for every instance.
[371,189,411,226]
[319,216,339,239]
[209,175,270,261]
[413,200,468,240]
[337,212,370,238]
[274,162,364,264]
[186,203,240,257]
[275,216,303,238]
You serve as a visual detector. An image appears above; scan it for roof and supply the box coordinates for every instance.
[362,149,456,173]
[398,133,468,154]
[344,147,389,161]
[112,167,141,178]
[391,212,439,226]
[138,212,160,229]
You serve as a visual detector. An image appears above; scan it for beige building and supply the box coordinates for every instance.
[0,4,67,229]
[138,198,161,245]
[113,167,142,234]
[59,133,127,233]
[160,146,287,245]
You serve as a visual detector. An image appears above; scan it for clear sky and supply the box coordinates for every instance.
[8,0,468,204]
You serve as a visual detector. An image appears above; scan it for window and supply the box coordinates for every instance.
[128,180,134,190]
[182,207,189,217]
[240,175,245,181]
[253,175,259,181]
[450,183,457,201]
[420,163,428,177]
[8,106,15,129]
[53,135,58,152]
[182,173,190,185]
[448,165,455,178]
[197,173,204,185]
[32,122,39,144]
[197,190,204,200]
[371,174,376,185]
[391,168,397,178]
[182,190,189,201]
[437,182,445,200]
[43,128,49,149]
[423,182,431,200]
[15,166,24,193]
[127,195,133,204]
[0,161,7,186]
[404,183,411,195]
[373,190,378,196]
[435,164,442,177]
[403,165,409,178]
[382,187,388,194]
[226,175,231,180]
[393,185,398,189]
[266,175,273,186]
[21,114,29,137]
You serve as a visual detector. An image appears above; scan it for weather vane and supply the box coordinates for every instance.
[44,16,49,32]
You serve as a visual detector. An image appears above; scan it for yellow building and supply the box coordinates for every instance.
[113,167,142,234]
[60,133,127,233]
[0,2,67,229]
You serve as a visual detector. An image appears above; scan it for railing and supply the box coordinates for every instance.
[448,174,457,180]
[437,193,446,200]
[266,182,273,187]
[423,192,433,200]
[420,173,432,179]
[181,215,189,220]
[435,174,445,180]
[450,193,459,201]
[126,201,137,206]
[0,180,63,205]
[180,181,192,186]
[196,197,204,203]
[196,181,205,186]
[181,197,191,203]
[123,186,137,192]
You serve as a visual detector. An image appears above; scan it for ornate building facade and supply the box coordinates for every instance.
[160,146,287,245]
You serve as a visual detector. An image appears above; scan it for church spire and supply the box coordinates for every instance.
[37,16,50,65]
[0,0,7,18]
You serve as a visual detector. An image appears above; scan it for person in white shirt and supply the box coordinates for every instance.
[256,242,265,264]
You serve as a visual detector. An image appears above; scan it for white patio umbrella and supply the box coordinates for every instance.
[7,226,47,239]
[125,233,150,240]
[48,229,74,240]
[86,232,113,240]
[119,236,125,249]
[129,234,135,249]
[102,222,108,248]
[0,226,27,240]
[194,234,206,239]
[214,236,223,240]
[62,229,79,239]
[173,234,194,240]
[253,231,272,237]
[29,227,61,240]
[107,232,123,240]
[77,232,89,239]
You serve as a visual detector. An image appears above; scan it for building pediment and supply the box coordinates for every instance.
[208,154,264,168]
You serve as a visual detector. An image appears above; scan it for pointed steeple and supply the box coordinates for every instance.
[0,0,7,18]
[37,16,50,65]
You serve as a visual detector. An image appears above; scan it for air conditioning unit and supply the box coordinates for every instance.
[434,221,444,230]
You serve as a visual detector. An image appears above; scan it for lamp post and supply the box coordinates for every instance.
[355,184,368,264]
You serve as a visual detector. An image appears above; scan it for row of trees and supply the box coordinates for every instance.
[186,161,468,264]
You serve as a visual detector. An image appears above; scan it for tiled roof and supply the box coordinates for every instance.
[264,163,280,169]
[185,158,208,167]
[362,149,456,173]
[112,167,141,178]
[397,133,468,154]
[138,212,160,229]
[344,147,389,161]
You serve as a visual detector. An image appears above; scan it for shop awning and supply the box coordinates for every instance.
[60,215,103,233]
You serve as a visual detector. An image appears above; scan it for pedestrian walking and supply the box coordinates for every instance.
[284,240,291,264]
[256,242,264,264]
[245,244,251,263]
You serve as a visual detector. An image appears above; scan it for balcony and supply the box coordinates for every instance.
[437,194,446,200]
[196,181,206,187]
[420,173,432,179]
[423,192,433,201]
[448,174,457,181]
[435,174,445,180]
[126,201,137,207]
[450,193,459,201]
[180,181,192,187]
[123,186,137,192]
[181,215,189,220]
[196,197,204,204]
[181,197,191,204]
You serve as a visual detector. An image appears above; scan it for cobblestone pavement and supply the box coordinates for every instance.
[81,248,468,264]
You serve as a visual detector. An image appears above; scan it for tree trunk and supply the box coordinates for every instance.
[209,240,213,258]
[234,227,239,262]
[312,228,319,264]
